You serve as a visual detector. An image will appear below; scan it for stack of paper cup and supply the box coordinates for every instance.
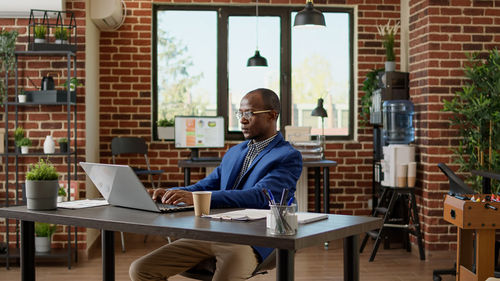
[397,164,408,188]
[407,162,417,187]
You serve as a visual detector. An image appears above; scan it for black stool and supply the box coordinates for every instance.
[360,185,425,261]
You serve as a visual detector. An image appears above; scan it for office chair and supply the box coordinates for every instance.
[433,163,500,281]
[180,250,276,280]
[111,137,164,189]
[111,137,165,252]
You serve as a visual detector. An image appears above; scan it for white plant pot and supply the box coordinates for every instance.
[158,127,175,140]
[57,195,66,203]
[385,61,396,72]
[21,146,29,154]
[25,180,59,210]
[35,236,51,252]
[18,95,26,103]
[55,39,68,44]
[34,38,46,43]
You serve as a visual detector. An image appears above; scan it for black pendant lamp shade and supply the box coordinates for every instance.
[294,0,326,27]
[311,98,328,117]
[247,50,268,67]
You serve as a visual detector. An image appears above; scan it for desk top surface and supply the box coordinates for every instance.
[0,206,379,250]
[179,159,337,168]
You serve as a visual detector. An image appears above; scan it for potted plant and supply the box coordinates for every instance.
[0,28,18,106]
[53,27,68,44]
[14,126,25,152]
[17,137,32,154]
[157,118,175,140]
[61,77,82,92]
[57,185,67,202]
[360,68,384,126]
[18,88,26,103]
[34,222,57,252]
[58,137,68,153]
[443,49,500,193]
[377,20,400,72]
[34,25,47,43]
[25,159,60,210]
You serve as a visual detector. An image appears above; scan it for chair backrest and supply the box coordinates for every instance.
[111,137,148,156]
[180,249,276,280]
[437,163,474,195]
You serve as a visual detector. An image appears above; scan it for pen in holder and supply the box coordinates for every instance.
[266,203,298,235]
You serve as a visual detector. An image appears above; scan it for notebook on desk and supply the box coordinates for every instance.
[79,162,193,213]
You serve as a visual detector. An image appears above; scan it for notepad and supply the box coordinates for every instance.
[203,209,328,224]
[57,199,109,209]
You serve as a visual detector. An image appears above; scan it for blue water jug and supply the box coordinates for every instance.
[382,100,415,144]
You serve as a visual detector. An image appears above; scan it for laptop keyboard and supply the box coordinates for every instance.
[156,202,193,212]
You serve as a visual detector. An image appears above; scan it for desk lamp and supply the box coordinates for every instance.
[311,98,328,159]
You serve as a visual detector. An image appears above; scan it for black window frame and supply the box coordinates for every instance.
[152,4,354,141]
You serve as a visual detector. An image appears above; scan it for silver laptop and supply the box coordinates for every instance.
[79,162,193,213]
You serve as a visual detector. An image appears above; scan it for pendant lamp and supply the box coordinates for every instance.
[294,0,326,28]
[247,0,268,67]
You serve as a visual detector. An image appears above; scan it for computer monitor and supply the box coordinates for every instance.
[174,116,225,161]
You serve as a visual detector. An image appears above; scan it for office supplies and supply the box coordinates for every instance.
[80,162,193,213]
[287,193,295,206]
[267,188,276,204]
[280,188,289,206]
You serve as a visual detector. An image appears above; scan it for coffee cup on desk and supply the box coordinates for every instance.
[407,162,417,187]
[193,191,212,216]
[397,164,408,188]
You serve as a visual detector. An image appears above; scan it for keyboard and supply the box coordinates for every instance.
[190,157,222,162]
[156,202,194,213]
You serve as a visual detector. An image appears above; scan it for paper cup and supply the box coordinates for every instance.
[193,191,212,216]
[407,162,417,187]
[397,164,408,187]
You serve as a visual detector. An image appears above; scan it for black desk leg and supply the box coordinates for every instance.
[343,235,359,281]
[21,220,35,281]
[102,230,115,281]
[323,167,330,214]
[184,168,191,186]
[314,167,321,213]
[276,249,294,281]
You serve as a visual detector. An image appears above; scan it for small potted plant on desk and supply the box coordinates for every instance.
[34,26,47,44]
[17,137,32,154]
[34,222,57,252]
[157,118,174,140]
[58,137,68,153]
[25,159,59,210]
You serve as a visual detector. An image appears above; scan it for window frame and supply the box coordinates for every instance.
[152,4,354,141]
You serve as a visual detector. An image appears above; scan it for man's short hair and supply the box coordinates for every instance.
[254,88,280,114]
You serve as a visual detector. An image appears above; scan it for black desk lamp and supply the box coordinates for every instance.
[311,98,328,159]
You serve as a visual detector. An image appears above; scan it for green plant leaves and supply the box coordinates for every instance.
[443,48,500,193]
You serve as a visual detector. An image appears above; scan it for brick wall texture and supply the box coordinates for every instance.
[1,0,500,252]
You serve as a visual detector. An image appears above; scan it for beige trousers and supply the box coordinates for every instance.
[129,238,259,281]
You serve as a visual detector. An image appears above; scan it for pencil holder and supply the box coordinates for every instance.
[266,203,298,235]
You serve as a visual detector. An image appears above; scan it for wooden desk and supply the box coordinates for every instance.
[0,205,381,281]
[178,159,338,213]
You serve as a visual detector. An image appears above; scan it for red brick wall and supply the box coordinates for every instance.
[408,0,500,250]
[0,0,87,250]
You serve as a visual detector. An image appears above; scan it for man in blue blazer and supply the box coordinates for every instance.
[130,88,302,281]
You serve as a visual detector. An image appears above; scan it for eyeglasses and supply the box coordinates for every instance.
[235,110,272,120]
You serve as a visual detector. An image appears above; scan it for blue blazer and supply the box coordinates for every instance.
[180,132,303,260]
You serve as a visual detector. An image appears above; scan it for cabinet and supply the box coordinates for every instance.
[1,50,78,269]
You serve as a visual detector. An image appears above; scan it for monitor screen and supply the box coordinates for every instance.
[174,116,225,148]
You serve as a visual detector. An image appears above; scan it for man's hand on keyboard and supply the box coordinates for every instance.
[152,188,194,206]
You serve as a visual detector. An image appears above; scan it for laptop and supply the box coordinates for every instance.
[79,162,193,213]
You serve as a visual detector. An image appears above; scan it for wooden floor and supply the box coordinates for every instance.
[0,234,456,281]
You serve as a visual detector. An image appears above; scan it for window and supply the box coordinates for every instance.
[153,5,354,140]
